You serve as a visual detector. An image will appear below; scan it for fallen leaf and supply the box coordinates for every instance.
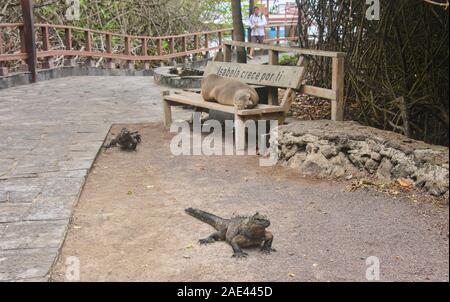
[127,190,133,195]
[398,178,413,188]
[288,272,295,278]
[184,243,194,250]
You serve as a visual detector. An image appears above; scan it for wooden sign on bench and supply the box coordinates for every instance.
[204,62,306,89]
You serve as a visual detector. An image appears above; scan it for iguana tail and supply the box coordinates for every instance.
[185,208,226,230]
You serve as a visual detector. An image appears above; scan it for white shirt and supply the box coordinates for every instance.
[249,13,267,36]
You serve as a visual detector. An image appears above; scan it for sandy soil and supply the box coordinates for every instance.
[51,123,449,282]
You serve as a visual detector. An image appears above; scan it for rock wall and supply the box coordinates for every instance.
[272,120,449,197]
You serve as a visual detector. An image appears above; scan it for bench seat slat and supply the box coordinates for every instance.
[163,91,285,116]
[165,92,235,114]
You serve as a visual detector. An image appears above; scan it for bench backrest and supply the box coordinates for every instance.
[204,61,306,89]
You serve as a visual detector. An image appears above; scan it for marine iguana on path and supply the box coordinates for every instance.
[105,128,141,151]
[185,208,275,258]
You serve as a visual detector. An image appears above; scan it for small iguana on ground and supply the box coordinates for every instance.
[105,128,141,151]
[185,208,275,258]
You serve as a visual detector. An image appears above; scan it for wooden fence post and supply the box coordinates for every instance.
[20,0,37,82]
[156,38,163,66]
[276,26,280,44]
[331,56,345,121]
[224,44,232,62]
[85,30,95,67]
[41,26,54,69]
[169,37,175,65]
[193,34,200,61]
[216,31,224,59]
[19,26,27,71]
[157,38,162,55]
[64,28,76,66]
[105,33,114,69]
[218,31,223,46]
[124,36,134,69]
[181,36,187,63]
[0,29,7,76]
[142,38,150,70]
[268,49,279,105]
[204,33,209,58]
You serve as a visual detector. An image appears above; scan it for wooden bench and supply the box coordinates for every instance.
[161,57,307,150]
[224,41,346,121]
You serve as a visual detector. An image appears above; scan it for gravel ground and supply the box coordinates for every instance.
[51,123,449,282]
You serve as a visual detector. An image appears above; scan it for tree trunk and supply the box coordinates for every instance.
[295,0,303,48]
[231,0,247,63]
[247,0,254,42]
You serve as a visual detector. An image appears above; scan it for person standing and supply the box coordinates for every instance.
[248,6,267,59]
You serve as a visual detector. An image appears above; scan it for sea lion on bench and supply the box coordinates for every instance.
[201,74,259,110]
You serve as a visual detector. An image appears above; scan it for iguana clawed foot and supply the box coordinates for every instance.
[199,238,215,245]
[260,247,277,254]
[232,251,248,259]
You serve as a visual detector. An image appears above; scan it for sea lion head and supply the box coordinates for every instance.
[235,91,258,110]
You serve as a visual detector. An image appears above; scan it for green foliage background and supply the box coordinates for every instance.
[1,0,233,35]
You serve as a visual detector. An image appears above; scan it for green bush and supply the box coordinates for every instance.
[279,54,299,66]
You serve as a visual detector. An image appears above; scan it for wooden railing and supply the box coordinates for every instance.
[264,22,299,43]
[0,22,233,77]
[223,41,346,121]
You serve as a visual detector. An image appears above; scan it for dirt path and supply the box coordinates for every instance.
[51,123,449,282]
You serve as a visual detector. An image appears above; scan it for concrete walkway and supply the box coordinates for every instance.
[0,76,169,281]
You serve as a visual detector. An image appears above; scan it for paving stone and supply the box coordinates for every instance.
[0,159,14,172]
[9,165,60,176]
[0,248,57,281]
[23,196,77,221]
[1,177,42,189]
[0,191,7,203]
[14,155,59,168]
[58,159,95,171]
[8,190,40,203]
[0,204,30,223]
[38,169,88,179]
[0,220,68,250]
[0,223,7,237]
[40,177,85,197]
[0,173,39,180]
